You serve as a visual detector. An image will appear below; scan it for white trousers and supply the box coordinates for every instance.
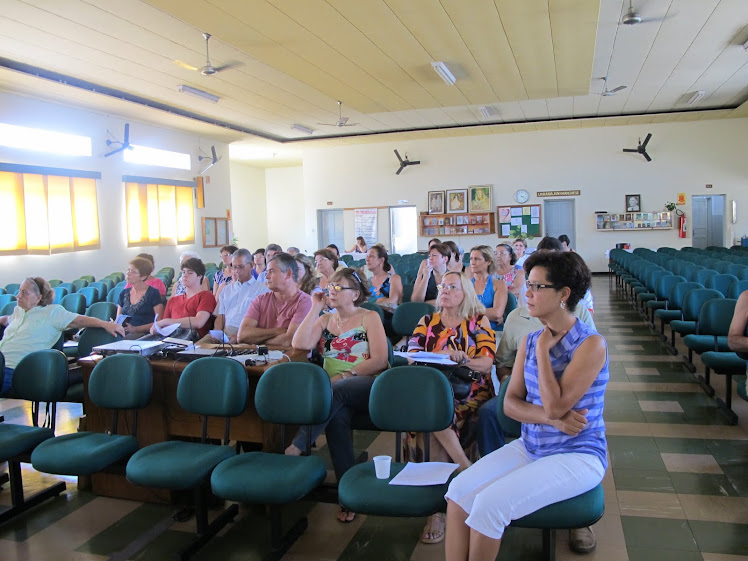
[445,438,605,540]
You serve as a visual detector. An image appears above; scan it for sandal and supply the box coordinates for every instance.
[421,512,445,544]
[337,505,356,523]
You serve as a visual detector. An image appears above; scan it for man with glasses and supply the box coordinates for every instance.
[238,253,311,346]
[211,248,268,343]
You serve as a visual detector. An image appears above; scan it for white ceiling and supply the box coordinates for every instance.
[1,0,747,165]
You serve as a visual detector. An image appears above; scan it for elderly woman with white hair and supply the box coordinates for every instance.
[172,250,209,295]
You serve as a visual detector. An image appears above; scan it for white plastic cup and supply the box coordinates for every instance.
[373,455,392,479]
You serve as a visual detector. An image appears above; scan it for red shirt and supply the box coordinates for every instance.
[245,290,312,330]
[163,291,216,338]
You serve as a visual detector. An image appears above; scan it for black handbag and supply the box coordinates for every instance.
[415,363,481,400]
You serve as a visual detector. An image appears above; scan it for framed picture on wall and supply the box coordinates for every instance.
[446,188,468,213]
[428,190,445,214]
[626,194,641,212]
[203,218,217,247]
[216,218,229,246]
[468,185,492,213]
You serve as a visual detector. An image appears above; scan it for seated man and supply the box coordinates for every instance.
[256,243,282,284]
[238,252,312,346]
[212,248,269,343]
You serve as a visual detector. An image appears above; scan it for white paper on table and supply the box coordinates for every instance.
[393,351,457,365]
[209,330,230,343]
[154,315,181,337]
[115,314,130,325]
[389,462,459,486]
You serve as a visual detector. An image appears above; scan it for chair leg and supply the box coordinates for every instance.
[177,486,238,561]
[697,368,715,397]
[542,528,556,561]
[266,505,309,561]
[714,375,738,426]
[0,459,66,524]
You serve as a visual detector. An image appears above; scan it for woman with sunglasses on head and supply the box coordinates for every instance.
[469,245,508,332]
[494,243,525,302]
[412,242,451,305]
[444,251,608,561]
[407,271,496,544]
[287,268,388,523]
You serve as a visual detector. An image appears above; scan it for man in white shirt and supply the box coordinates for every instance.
[212,248,269,342]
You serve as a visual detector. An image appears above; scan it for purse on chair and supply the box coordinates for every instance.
[414,362,480,399]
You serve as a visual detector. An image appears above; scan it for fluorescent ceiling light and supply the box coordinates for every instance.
[431,61,456,86]
[479,106,498,119]
[291,123,314,135]
[0,123,92,156]
[124,144,191,169]
[177,85,220,103]
[687,90,705,106]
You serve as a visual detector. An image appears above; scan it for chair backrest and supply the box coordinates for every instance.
[681,288,723,322]
[4,283,20,294]
[340,254,353,265]
[89,354,153,410]
[728,280,748,299]
[1,301,17,316]
[707,274,739,297]
[503,292,518,322]
[52,286,69,304]
[47,279,62,288]
[77,327,121,357]
[13,349,69,404]
[72,279,89,291]
[108,272,126,283]
[107,286,124,304]
[89,281,108,299]
[697,298,738,337]
[726,264,747,278]
[668,282,704,311]
[646,269,672,292]
[497,375,521,438]
[61,293,86,315]
[85,301,117,321]
[255,362,331,425]
[78,275,95,283]
[58,282,76,294]
[0,293,16,308]
[369,366,453,432]
[361,302,385,322]
[655,275,686,301]
[392,302,435,337]
[78,286,98,307]
[401,283,414,303]
[694,268,719,286]
[99,278,116,291]
[177,357,248,417]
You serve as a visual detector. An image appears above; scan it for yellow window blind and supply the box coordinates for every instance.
[125,181,194,247]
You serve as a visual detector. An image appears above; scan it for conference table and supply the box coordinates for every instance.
[77,346,308,502]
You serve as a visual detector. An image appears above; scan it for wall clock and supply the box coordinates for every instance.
[514,189,530,203]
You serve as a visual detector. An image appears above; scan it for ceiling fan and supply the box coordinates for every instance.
[104,123,133,157]
[623,133,653,162]
[318,101,359,127]
[394,150,420,175]
[198,145,222,174]
[621,0,670,25]
[175,33,237,75]
[601,76,627,96]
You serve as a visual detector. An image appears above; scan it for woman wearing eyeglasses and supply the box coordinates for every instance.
[444,251,607,561]
[288,268,388,523]
[118,257,165,338]
[313,248,339,292]
[494,243,525,302]
[407,271,495,544]
[251,248,266,280]
[469,246,508,332]
[412,242,451,305]
[213,245,238,297]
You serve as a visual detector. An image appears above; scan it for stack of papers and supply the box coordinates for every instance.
[392,351,457,366]
[388,462,459,486]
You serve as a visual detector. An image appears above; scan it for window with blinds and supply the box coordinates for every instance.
[0,169,100,255]
[125,181,195,246]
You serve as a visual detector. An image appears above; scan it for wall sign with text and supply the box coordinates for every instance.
[536,190,580,197]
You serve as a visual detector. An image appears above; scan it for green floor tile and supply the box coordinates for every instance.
[621,516,698,551]
[654,437,709,455]
[721,466,748,497]
[669,473,740,497]
[337,515,422,561]
[604,409,647,423]
[626,546,703,561]
[642,411,690,424]
[605,392,642,412]
[613,469,675,493]
[706,440,748,467]
[688,520,748,555]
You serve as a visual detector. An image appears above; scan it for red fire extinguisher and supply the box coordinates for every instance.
[677,209,687,238]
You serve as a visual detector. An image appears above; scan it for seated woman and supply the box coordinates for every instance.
[469,245,508,332]
[213,244,238,297]
[412,242,451,305]
[347,236,368,254]
[314,248,339,292]
[365,245,402,309]
[151,258,216,340]
[445,241,464,273]
[494,243,526,304]
[251,248,266,280]
[124,253,167,299]
[172,251,210,295]
[286,268,388,523]
[0,277,125,396]
[407,271,495,544]
[294,254,319,295]
[118,257,165,338]
[444,251,608,561]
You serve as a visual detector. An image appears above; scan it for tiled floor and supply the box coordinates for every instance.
[2,275,748,560]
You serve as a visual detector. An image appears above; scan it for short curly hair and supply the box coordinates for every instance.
[523,250,591,312]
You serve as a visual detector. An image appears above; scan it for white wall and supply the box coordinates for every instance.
[0,92,231,286]
[265,167,306,252]
[229,161,268,251]
[299,118,748,272]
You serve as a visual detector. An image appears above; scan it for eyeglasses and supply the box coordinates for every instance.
[526,282,560,293]
[437,283,461,292]
[326,284,356,293]
[233,263,248,270]
[126,269,140,275]
[495,251,509,257]
[314,257,329,265]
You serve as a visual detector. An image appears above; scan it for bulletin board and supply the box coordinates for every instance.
[496,204,542,238]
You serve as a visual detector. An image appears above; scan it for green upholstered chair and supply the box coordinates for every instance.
[0,294,16,308]
[78,286,98,307]
[694,268,719,286]
[401,282,414,303]
[340,254,353,264]
[728,280,748,299]
[391,301,435,365]
[47,279,62,288]
[32,354,152,476]
[79,327,121,358]
[361,301,385,322]
[1,301,17,317]
[4,283,20,295]
[496,375,520,438]
[107,286,124,305]
[88,281,108,300]
[701,349,747,425]
[707,274,739,297]
[684,298,737,382]
[85,301,117,322]
[108,272,126,283]
[60,293,86,319]
[0,349,69,524]
[670,289,723,368]
[52,286,69,305]
[338,366,454,518]
[503,292,518,323]
[646,275,686,327]
[126,357,248,560]
[211,362,332,561]
[99,277,116,291]
[71,279,89,292]
[654,281,703,342]
[78,275,95,283]
[57,281,76,294]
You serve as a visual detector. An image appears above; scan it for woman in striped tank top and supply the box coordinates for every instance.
[444,251,608,561]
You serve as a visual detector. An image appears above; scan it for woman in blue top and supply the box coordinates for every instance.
[468,245,507,332]
[445,250,608,561]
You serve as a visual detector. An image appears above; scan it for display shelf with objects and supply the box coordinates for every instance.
[596,211,673,231]
[419,212,495,237]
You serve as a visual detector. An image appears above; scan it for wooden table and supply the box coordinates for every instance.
[78,347,307,502]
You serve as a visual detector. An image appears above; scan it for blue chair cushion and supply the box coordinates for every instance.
[0,425,54,461]
[701,352,747,376]
[211,452,326,504]
[670,320,697,335]
[683,335,730,354]
[127,442,235,489]
[32,433,138,476]
[512,483,604,529]
[655,310,682,323]
[646,301,667,310]
[338,461,452,517]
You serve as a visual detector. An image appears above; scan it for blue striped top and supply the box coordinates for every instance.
[520,319,608,469]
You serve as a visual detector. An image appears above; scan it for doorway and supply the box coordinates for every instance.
[691,194,725,249]
[389,206,417,255]
[544,199,576,248]
[317,209,344,251]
